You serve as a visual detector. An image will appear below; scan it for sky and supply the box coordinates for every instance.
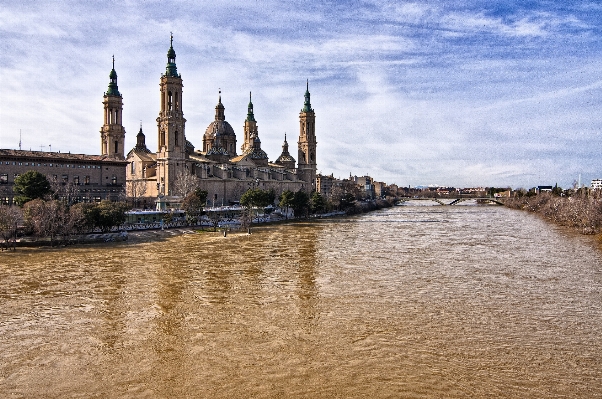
[2,0,602,189]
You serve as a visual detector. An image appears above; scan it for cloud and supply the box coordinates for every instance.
[2,1,602,188]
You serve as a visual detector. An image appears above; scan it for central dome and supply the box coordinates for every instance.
[204,120,236,138]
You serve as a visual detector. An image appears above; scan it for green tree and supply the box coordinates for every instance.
[291,190,310,218]
[181,188,208,224]
[339,192,356,211]
[279,190,295,219]
[69,202,98,234]
[240,188,272,228]
[240,188,272,209]
[13,170,52,205]
[94,201,128,232]
[310,191,327,214]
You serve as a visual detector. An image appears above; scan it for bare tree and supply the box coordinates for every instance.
[23,199,70,246]
[47,175,80,205]
[0,206,22,250]
[126,179,148,208]
[172,170,198,197]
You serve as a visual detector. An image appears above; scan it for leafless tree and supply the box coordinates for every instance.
[47,176,80,205]
[0,206,22,250]
[126,179,148,208]
[23,199,70,246]
[172,170,198,197]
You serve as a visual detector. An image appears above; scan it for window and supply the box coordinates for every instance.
[112,175,117,185]
[84,176,90,185]
[131,160,135,174]
[114,141,119,154]
[175,132,179,147]
[62,174,68,182]
[0,174,7,184]
[73,176,79,185]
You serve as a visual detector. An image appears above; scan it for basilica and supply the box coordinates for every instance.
[123,36,317,209]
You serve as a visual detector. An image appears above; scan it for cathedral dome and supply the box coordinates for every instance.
[204,120,236,138]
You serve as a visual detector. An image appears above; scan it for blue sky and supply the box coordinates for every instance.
[2,1,602,189]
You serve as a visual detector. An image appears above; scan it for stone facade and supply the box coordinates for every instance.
[0,58,129,205]
[126,37,317,208]
[0,150,127,205]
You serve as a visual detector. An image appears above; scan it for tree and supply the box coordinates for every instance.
[23,199,69,246]
[69,202,98,234]
[126,178,148,208]
[339,192,356,211]
[94,201,128,232]
[291,189,310,218]
[14,170,52,205]
[172,169,198,197]
[310,191,327,214]
[279,190,295,219]
[240,188,272,228]
[0,206,22,250]
[240,188,272,209]
[181,188,208,224]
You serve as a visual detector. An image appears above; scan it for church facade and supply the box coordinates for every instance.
[126,37,317,209]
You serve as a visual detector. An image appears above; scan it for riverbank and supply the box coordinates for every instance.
[3,199,395,249]
[504,192,602,237]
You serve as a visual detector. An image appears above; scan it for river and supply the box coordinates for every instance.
[1,204,601,398]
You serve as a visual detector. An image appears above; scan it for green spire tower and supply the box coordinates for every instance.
[100,55,125,159]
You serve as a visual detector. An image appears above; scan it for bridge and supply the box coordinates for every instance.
[396,197,506,206]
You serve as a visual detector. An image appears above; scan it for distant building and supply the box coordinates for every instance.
[537,186,553,193]
[0,56,129,205]
[591,179,602,190]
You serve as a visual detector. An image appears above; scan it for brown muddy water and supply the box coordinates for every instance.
[1,205,601,398]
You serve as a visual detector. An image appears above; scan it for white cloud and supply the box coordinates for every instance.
[2,1,602,188]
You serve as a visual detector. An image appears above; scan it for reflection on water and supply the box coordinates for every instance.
[1,206,602,398]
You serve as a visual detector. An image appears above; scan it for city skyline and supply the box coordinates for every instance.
[2,1,602,189]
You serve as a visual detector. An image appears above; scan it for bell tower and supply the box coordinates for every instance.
[298,80,317,192]
[100,56,125,159]
[156,34,187,196]
[241,92,258,154]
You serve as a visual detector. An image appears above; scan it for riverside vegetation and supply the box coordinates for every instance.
[0,171,395,250]
[504,187,602,236]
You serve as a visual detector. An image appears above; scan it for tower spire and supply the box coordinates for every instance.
[246,91,255,122]
[106,55,120,96]
[302,79,312,112]
[165,33,178,77]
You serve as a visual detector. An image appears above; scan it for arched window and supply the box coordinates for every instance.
[160,130,165,147]
[175,131,179,147]
[168,91,173,111]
